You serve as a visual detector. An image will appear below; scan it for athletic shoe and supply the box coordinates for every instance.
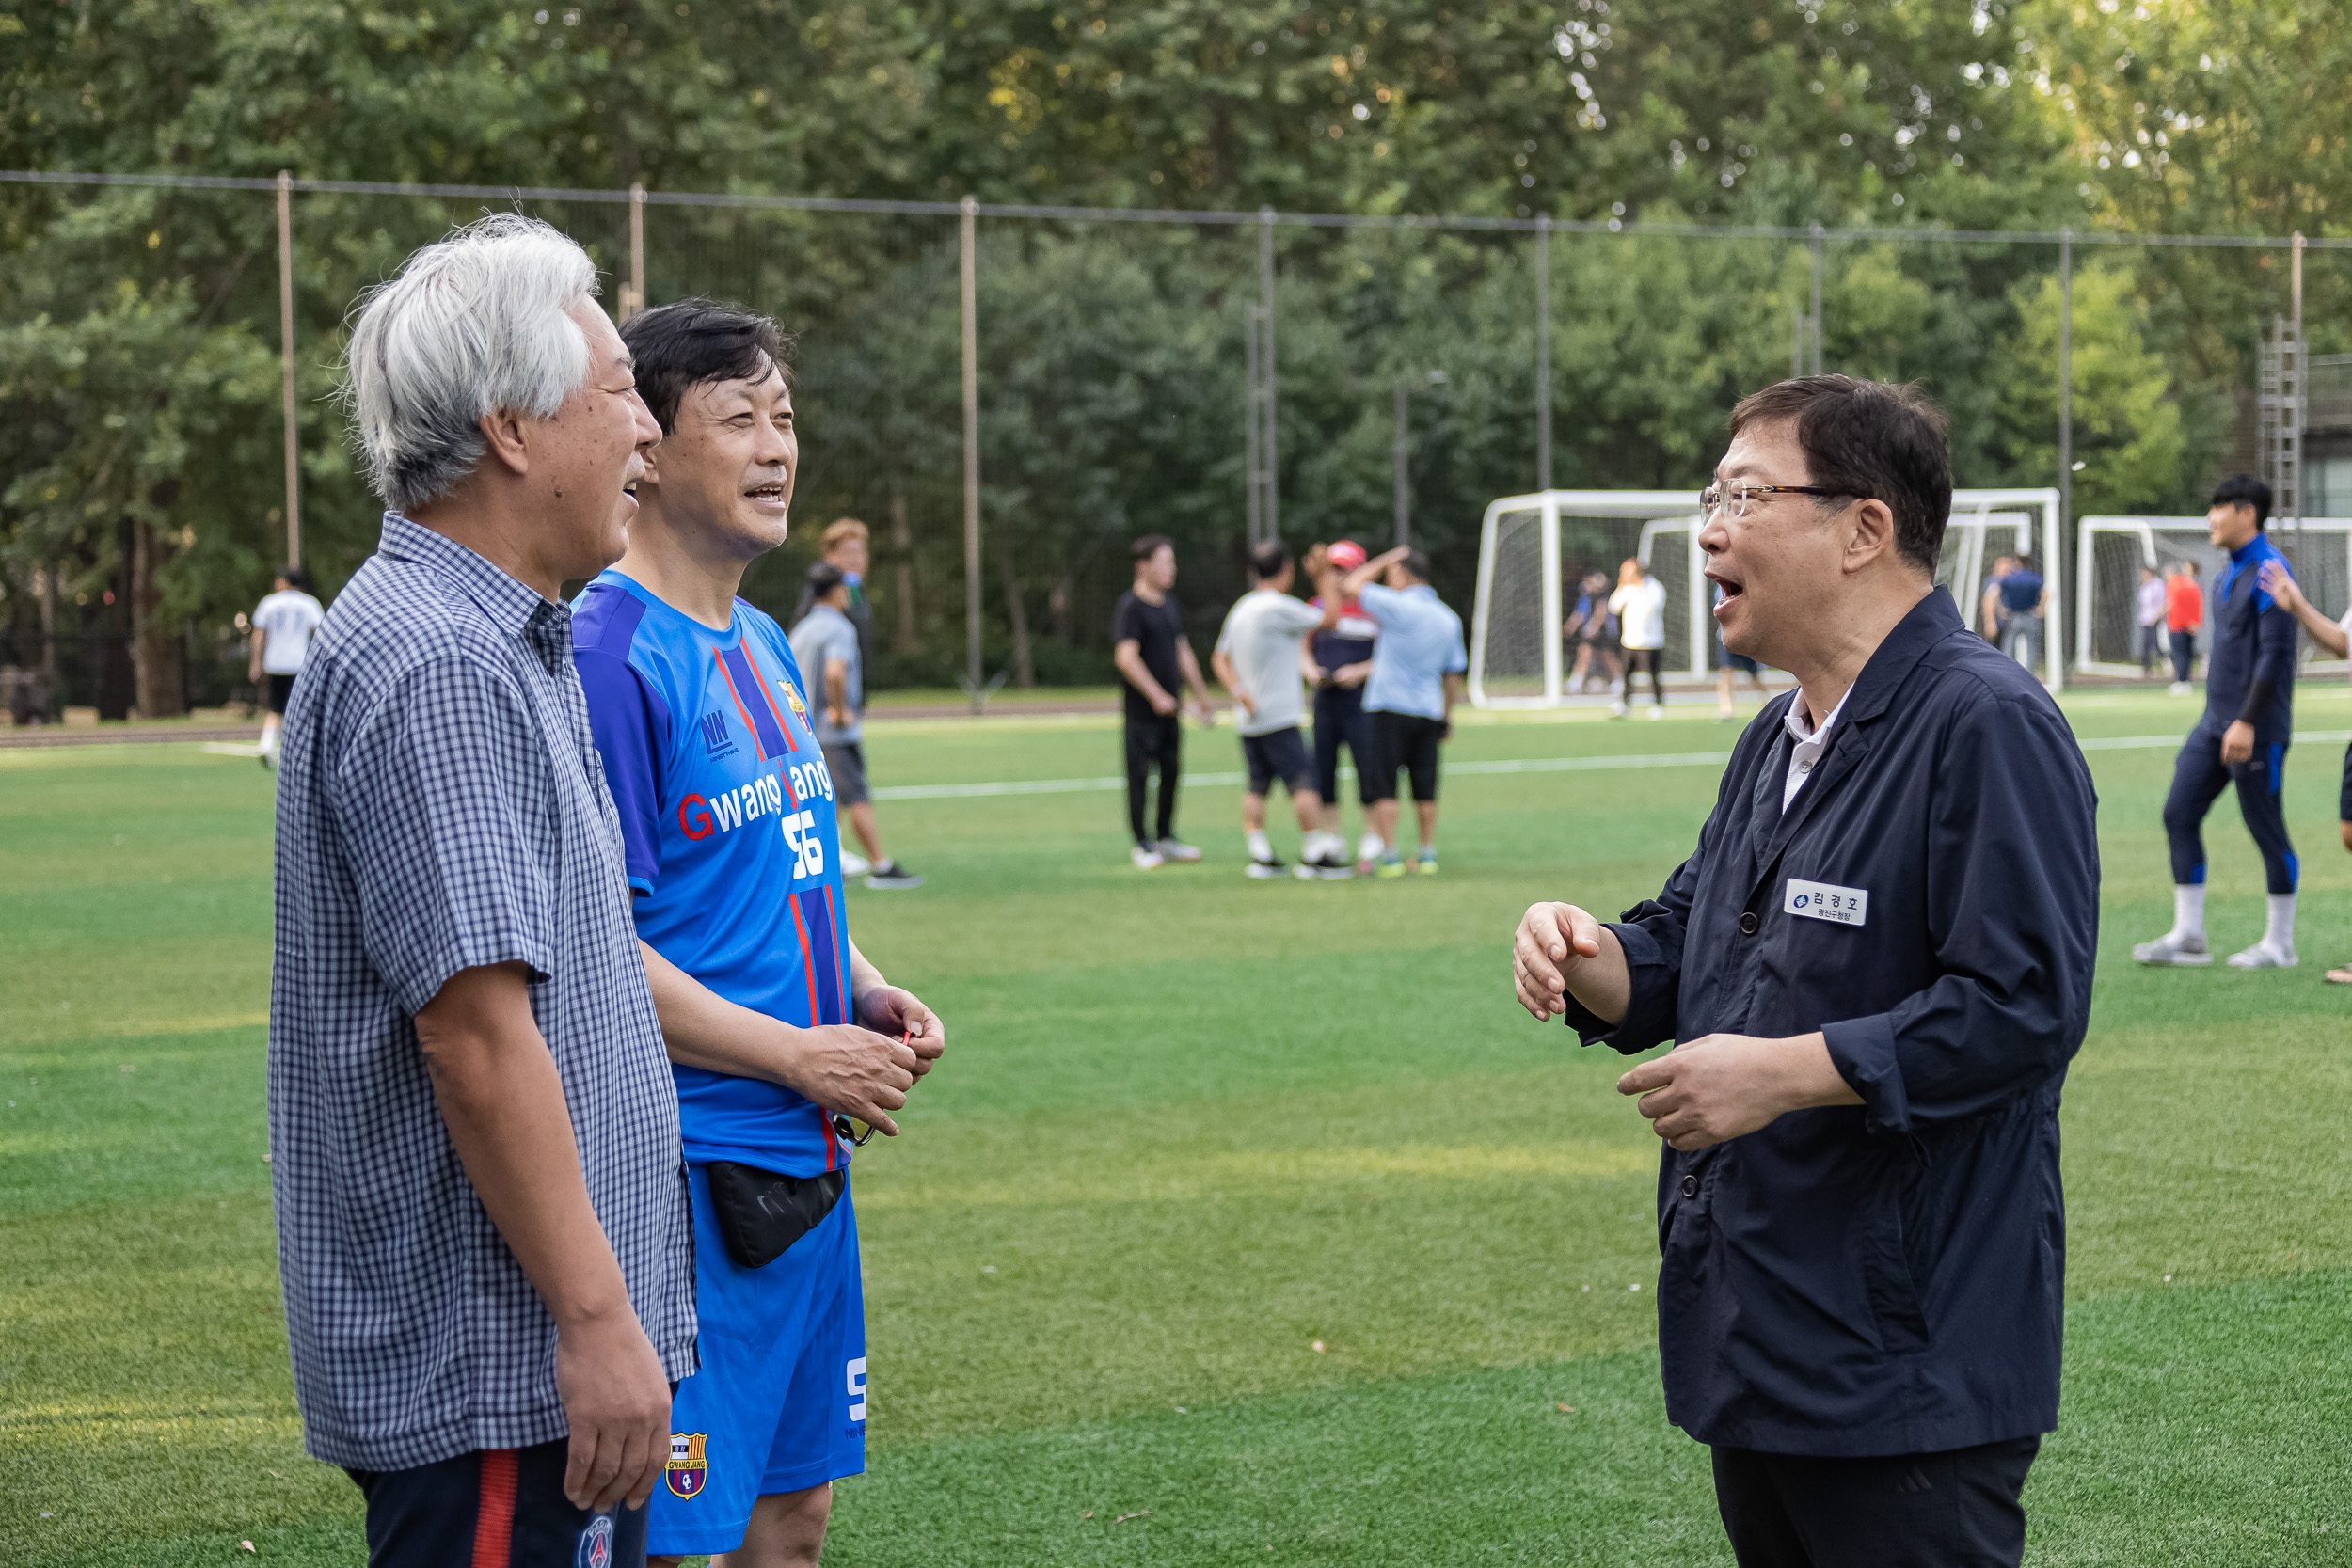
[865,861,925,890]
[839,849,872,878]
[2132,931,2212,966]
[1416,848,1438,876]
[1607,701,1629,719]
[1246,855,1291,879]
[1132,845,1165,869]
[2168,681,2192,696]
[1645,705,1665,721]
[1311,851,1356,879]
[1375,850,1407,879]
[2226,942,2297,970]
[1155,839,1203,863]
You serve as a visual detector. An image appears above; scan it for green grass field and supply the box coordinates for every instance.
[6,689,2352,1565]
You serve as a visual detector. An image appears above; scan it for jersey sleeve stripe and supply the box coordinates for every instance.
[713,646,777,761]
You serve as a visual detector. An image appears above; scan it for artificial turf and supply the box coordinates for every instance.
[3,688,2350,1565]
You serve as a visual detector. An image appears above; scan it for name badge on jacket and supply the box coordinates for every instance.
[1784,879,1868,926]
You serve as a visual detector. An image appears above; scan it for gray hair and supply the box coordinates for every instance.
[340,214,601,514]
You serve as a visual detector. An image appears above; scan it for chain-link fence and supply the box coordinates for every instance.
[7,168,2352,716]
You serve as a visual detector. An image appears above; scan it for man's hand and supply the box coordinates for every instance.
[826,705,850,730]
[857,985,946,1080]
[1189,697,1217,727]
[1148,688,1179,717]
[2259,560,2304,613]
[797,1024,920,1135]
[554,1304,674,1511]
[1335,661,1371,689]
[2221,718,2256,766]
[1513,902,1607,1021]
[1235,690,1257,718]
[1615,1032,1858,1151]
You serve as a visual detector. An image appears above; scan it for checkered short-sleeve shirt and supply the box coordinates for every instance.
[268,514,695,1472]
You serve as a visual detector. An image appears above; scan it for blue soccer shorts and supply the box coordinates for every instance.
[648,1163,866,1559]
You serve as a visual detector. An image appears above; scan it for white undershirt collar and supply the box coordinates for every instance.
[1782,685,1854,811]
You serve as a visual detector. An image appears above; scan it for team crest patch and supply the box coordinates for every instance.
[664,1431,709,1498]
[779,680,811,722]
[576,1513,614,1568]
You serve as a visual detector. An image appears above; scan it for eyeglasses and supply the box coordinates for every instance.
[1699,482,1865,520]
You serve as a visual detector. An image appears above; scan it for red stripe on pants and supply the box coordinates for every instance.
[471,1449,518,1568]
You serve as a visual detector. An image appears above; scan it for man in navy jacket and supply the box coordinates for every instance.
[1512,376,2098,1568]
[2134,474,2302,970]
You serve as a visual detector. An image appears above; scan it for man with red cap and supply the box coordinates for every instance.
[1305,539,1387,874]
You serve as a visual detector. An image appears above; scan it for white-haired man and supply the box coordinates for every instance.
[268,214,691,1568]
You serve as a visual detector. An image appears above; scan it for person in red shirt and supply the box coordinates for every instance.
[2165,561,2204,692]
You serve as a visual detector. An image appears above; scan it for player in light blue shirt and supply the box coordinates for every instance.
[573,302,946,1566]
[1339,546,1466,876]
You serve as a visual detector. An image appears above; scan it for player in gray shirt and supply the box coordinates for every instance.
[1211,541,1352,878]
[789,561,922,888]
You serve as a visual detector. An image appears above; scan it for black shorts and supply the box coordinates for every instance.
[821,741,870,807]
[1367,710,1445,804]
[1241,726,1316,797]
[347,1436,648,1568]
[266,673,298,714]
[2339,741,2352,824]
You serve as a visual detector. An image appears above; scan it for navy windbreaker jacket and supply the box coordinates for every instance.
[1562,588,2099,1457]
[2201,533,2296,742]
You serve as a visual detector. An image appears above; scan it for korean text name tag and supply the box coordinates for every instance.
[1785,878,1868,927]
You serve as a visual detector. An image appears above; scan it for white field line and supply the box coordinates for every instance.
[872,730,2352,802]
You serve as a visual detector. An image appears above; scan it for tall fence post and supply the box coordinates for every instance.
[1535,214,1552,492]
[623,182,646,320]
[2057,228,2073,690]
[1808,224,1825,375]
[961,196,983,716]
[1258,207,1279,541]
[1244,304,1263,546]
[2292,230,2306,559]
[276,170,301,569]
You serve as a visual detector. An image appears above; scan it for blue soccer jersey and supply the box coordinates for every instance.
[573,571,853,1177]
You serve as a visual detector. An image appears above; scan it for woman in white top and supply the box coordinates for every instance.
[1607,557,1669,719]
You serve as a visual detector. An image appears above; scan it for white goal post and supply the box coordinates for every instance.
[2074,515,2352,679]
[1469,487,2064,707]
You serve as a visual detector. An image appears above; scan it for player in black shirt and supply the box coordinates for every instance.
[1112,534,1216,867]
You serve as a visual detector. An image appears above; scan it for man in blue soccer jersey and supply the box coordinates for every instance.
[2136,474,2304,970]
[572,299,947,1567]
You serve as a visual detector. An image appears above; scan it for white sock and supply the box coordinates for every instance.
[2171,884,2206,942]
[1419,841,1436,858]
[2265,892,2297,954]
[1246,829,1272,862]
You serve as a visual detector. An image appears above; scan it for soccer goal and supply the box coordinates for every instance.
[2074,515,2352,678]
[1469,487,2064,707]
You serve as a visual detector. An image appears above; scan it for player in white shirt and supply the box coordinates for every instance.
[249,566,325,767]
[1608,557,1670,719]
[1211,542,1350,878]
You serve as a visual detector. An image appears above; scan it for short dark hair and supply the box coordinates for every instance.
[279,564,313,594]
[1131,533,1173,563]
[1249,541,1291,581]
[2211,473,2271,529]
[806,561,848,596]
[618,298,792,435]
[1398,548,1433,581]
[1728,375,1952,576]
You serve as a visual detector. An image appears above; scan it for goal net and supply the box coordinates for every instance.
[1470,487,2063,706]
[2075,515,2352,678]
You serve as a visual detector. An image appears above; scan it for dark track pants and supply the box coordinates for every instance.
[1312,685,1374,807]
[1711,1436,2039,1568]
[2164,721,2298,895]
[2169,630,2196,684]
[1124,711,1182,845]
[348,1438,647,1568]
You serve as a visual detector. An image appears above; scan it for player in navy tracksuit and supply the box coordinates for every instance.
[2136,474,2303,969]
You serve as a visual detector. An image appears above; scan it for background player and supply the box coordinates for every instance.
[1562,569,1621,697]
[2257,557,2352,983]
[2135,476,2300,971]
[1305,540,1385,873]
[573,300,946,1568]
[791,519,882,877]
[1607,557,1667,719]
[247,565,323,768]
[2166,560,2203,691]
[1339,545,1460,876]
[791,561,922,889]
[1211,541,1348,878]
[2137,563,2168,678]
[1112,534,1215,868]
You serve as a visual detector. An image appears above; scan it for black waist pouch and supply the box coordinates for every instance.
[704,1161,846,1270]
